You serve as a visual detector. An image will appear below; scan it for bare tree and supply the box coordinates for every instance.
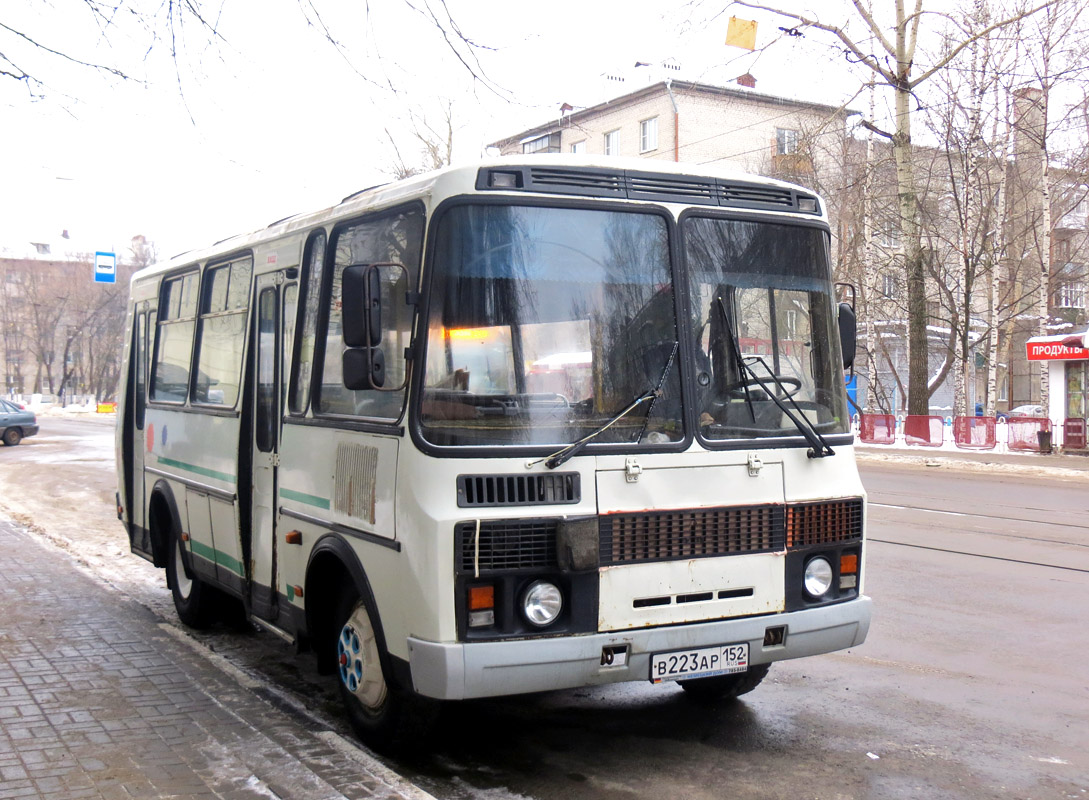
[385,100,457,179]
[735,0,1057,415]
[3,1,498,102]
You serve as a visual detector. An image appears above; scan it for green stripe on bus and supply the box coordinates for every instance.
[157,456,237,484]
[188,539,245,577]
[279,487,331,510]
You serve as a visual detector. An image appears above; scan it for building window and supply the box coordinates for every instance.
[1062,196,1088,229]
[1054,236,1072,264]
[522,133,560,154]
[878,220,902,249]
[776,128,799,155]
[1067,361,1087,419]
[1057,282,1086,309]
[570,141,585,154]
[640,118,658,153]
[604,129,619,156]
[881,273,898,299]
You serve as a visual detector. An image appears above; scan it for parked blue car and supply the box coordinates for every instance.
[0,398,38,446]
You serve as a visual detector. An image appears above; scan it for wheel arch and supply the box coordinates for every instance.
[148,479,183,571]
[305,534,400,684]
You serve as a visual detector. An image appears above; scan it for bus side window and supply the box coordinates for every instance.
[289,231,325,415]
[151,271,198,403]
[316,206,423,420]
[282,283,298,414]
[135,310,146,429]
[192,258,252,407]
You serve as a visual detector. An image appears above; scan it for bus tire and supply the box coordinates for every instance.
[679,663,771,701]
[2,428,22,446]
[334,589,437,752]
[168,532,215,629]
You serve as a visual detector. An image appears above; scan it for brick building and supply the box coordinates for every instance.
[1,235,135,402]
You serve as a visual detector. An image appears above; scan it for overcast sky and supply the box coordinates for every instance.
[0,1,889,261]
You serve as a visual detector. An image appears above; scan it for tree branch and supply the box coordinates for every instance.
[910,0,1060,88]
[0,20,134,81]
[733,0,897,84]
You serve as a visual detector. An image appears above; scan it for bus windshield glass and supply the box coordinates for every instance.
[684,216,848,441]
[420,204,683,448]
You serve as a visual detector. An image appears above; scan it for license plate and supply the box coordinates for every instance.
[650,643,749,683]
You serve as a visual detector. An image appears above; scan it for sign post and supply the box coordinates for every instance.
[94,251,116,284]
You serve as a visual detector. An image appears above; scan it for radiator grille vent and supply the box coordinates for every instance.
[333,443,378,523]
[600,505,786,566]
[529,168,625,195]
[477,166,817,214]
[456,473,580,508]
[786,498,864,548]
[455,519,558,572]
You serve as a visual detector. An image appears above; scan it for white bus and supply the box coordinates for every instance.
[116,156,870,750]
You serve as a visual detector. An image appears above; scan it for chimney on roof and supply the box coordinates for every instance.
[737,73,756,88]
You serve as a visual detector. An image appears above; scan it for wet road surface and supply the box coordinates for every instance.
[2,419,1087,799]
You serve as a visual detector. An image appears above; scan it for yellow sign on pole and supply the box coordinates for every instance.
[726,16,758,50]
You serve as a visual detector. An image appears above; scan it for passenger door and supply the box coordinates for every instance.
[124,307,151,555]
[249,275,283,618]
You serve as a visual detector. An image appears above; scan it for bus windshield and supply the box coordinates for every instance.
[420,204,683,448]
[684,216,849,440]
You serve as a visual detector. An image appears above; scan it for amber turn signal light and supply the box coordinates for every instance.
[469,584,495,611]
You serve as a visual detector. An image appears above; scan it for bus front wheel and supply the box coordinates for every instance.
[334,590,437,752]
[168,533,214,629]
[679,663,771,701]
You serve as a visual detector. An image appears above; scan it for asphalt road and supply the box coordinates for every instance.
[1,416,1087,799]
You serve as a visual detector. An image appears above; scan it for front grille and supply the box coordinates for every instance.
[786,498,864,548]
[600,505,786,565]
[455,519,558,572]
[457,473,580,508]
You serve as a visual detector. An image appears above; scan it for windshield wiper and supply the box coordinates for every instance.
[715,297,834,458]
[533,341,679,470]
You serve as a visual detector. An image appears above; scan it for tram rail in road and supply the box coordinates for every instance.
[862,460,1089,574]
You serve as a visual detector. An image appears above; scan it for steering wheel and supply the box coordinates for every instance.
[723,375,801,400]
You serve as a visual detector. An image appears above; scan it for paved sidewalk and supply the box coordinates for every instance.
[856,443,1089,474]
[0,519,433,800]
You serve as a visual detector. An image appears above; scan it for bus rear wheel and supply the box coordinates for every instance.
[679,663,771,701]
[334,590,437,752]
[168,533,215,629]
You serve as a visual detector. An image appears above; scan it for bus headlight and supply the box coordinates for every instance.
[803,557,834,598]
[521,580,563,627]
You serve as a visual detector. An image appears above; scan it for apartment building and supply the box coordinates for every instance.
[488,78,854,185]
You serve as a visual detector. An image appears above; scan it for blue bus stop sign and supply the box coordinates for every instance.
[94,251,116,284]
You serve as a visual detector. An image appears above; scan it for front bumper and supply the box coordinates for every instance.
[407,595,871,700]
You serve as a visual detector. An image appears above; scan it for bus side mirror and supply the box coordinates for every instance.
[343,346,386,389]
[838,302,856,370]
[342,262,413,392]
[343,264,382,348]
